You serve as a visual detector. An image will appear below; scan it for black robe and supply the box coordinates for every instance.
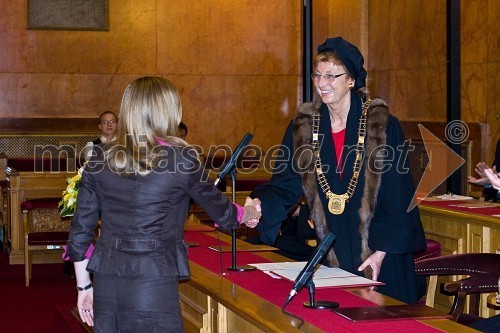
[251,92,426,304]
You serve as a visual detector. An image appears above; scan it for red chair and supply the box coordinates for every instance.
[414,239,442,262]
[415,253,500,324]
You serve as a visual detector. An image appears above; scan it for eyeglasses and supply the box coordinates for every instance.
[101,120,116,125]
[311,73,347,82]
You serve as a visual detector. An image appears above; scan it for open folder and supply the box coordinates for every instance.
[249,262,384,288]
[208,245,278,252]
[332,304,452,322]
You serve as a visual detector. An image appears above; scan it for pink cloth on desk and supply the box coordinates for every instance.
[184,231,443,333]
[421,199,500,216]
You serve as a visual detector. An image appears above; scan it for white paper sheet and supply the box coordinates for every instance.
[435,194,474,200]
[249,262,384,288]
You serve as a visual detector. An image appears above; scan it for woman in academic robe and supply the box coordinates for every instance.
[251,37,426,304]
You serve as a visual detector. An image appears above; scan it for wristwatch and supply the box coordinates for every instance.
[76,283,93,291]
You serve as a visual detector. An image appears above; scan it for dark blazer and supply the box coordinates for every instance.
[67,145,239,280]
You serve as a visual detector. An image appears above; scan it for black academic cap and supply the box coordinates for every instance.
[317,37,367,89]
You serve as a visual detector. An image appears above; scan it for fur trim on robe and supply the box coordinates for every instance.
[292,95,389,278]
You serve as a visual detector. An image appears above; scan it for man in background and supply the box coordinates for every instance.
[81,111,118,162]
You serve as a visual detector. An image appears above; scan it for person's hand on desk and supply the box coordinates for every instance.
[484,168,500,191]
[358,250,386,290]
[468,162,495,186]
[241,197,262,228]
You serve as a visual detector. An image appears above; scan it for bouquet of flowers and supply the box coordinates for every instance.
[59,164,85,217]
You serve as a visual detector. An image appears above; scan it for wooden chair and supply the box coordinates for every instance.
[0,180,8,253]
[415,253,500,324]
[0,153,8,253]
[22,198,70,286]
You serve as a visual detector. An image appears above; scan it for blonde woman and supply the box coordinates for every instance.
[67,76,261,332]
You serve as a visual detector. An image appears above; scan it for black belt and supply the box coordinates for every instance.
[114,238,166,253]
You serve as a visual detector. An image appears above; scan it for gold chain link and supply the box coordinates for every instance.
[312,100,371,202]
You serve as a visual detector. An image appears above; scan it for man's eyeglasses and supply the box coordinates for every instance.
[311,73,347,82]
[101,120,116,125]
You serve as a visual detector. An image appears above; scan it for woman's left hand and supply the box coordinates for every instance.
[358,250,386,290]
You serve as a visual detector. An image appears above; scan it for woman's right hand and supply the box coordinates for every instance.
[241,197,262,228]
[468,162,495,186]
[77,288,94,326]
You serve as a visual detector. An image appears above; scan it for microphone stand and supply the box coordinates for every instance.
[303,281,338,309]
[227,168,256,272]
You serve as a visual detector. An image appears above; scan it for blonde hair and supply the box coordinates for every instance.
[106,76,187,174]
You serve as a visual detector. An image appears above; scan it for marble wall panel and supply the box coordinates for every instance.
[487,0,500,62]
[0,73,135,117]
[312,0,329,48]
[157,0,301,76]
[0,1,27,73]
[461,63,487,123]
[327,0,363,47]
[461,0,489,64]
[1,1,157,74]
[367,69,390,102]
[388,0,446,70]
[171,74,300,152]
[368,0,391,71]
[0,0,497,155]
[387,67,447,122]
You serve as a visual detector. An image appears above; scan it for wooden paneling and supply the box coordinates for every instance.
[0,118,100,134]
[0,0,498,167]
[366,0,498,164]
[157,1,301,76]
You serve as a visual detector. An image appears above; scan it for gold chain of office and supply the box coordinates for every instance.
[312,99,371,215]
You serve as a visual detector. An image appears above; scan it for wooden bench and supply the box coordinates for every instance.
[5,158,74,264]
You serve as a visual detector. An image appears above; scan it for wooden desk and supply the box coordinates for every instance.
[419,199,500,318]
[181,231,477,333]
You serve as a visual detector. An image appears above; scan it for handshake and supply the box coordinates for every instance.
[241,197,262,228]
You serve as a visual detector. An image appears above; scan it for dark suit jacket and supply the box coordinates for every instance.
[67,145,239,280]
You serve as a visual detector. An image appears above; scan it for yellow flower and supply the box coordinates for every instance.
[59,163,86,217]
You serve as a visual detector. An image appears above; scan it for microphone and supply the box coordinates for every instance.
[214,132,253,186]
[284,232,336,306]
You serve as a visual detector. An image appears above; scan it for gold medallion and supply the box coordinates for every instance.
[328,194,346,215]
